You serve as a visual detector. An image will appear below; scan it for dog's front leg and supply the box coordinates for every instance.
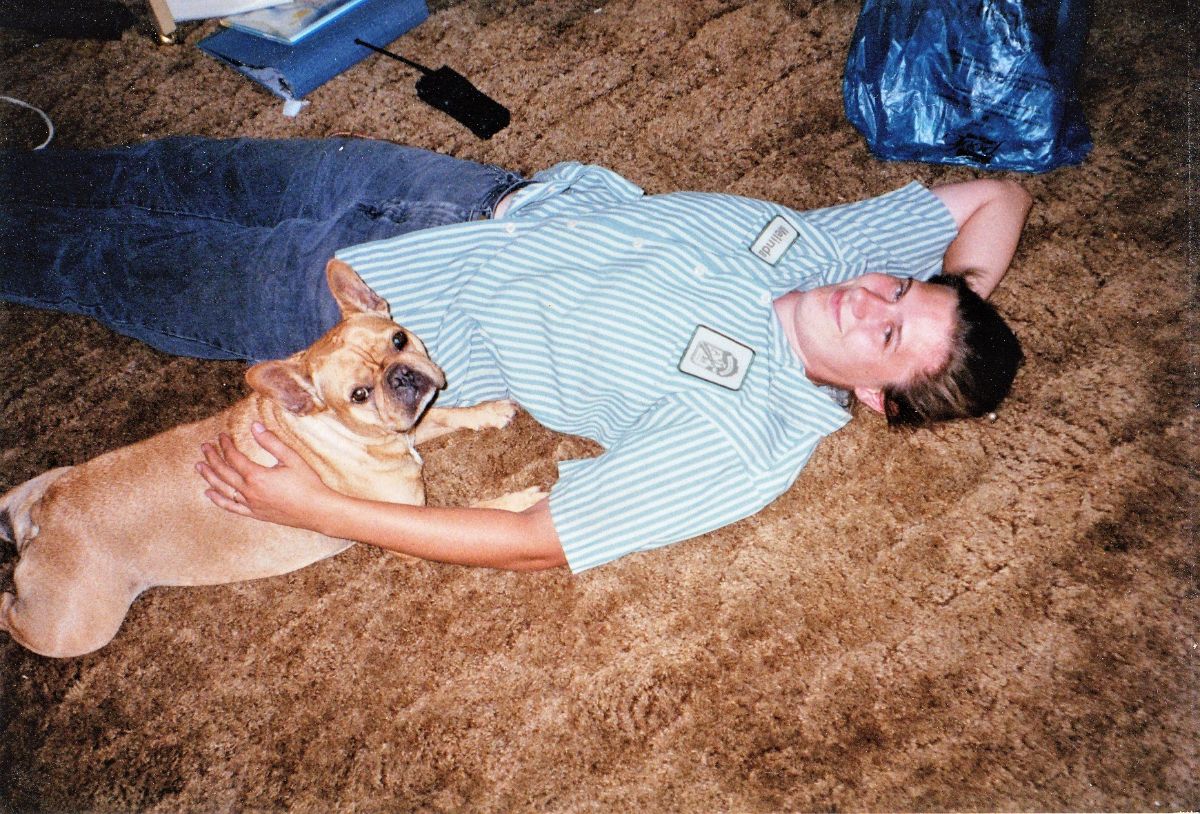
[471,486,549,512]
[414,400,519,445]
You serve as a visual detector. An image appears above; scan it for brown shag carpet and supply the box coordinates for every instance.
[0,0,1196,810]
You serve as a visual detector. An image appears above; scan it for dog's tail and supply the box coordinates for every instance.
[0,467,72,551]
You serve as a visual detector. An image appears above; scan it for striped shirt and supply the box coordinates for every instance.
[337,164,957,572]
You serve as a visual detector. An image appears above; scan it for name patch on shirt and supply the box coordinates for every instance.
[679,325,754,390]
[750,215,799,265]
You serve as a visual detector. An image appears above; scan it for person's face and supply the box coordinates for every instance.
[778,273,958,413]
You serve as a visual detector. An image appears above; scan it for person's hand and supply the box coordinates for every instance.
[196,422,334,531]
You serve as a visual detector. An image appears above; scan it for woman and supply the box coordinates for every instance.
[1,137,1031,572]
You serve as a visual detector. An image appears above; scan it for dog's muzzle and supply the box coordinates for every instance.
[385,363,437,410]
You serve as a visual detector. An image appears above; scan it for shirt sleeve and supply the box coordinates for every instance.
[548,400,818,573]
[801,181,959,281]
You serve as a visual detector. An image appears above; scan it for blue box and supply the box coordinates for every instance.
[199,0,429,102]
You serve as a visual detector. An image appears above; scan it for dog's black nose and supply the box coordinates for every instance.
[386,364,432,395]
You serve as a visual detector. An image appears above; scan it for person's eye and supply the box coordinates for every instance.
[351,386,372,404]
[892,278,911,301]
[883,325,894,347]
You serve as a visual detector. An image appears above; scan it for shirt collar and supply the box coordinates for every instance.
[766,309,853,436]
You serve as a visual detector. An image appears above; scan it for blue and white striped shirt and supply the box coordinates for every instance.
[337,164,957,572]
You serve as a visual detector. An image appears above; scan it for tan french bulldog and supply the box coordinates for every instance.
[0,260,544,658]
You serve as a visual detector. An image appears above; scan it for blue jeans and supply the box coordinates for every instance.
[0,137,526,361]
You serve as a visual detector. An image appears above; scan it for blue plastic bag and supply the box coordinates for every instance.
[843,0,1092,173]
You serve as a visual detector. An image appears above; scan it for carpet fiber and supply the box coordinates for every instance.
[0,0,1195,810]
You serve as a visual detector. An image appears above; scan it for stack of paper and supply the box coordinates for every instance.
[165,0,285,23]
[221,0,367,45]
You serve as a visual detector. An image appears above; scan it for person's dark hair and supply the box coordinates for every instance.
[882,274,1024,427]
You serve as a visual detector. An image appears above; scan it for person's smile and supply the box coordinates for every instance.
[775,272,958,404]
[830,287,845,333]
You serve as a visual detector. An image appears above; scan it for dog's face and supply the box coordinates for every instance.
[244,260,446,438]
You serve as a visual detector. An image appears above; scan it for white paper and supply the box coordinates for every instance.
[165,0,287,22]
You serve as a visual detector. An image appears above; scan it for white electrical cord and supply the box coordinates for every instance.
[1,95,55,149]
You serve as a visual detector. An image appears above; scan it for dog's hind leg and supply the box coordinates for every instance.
[1,545,136,658]
[1,471,135,657]
[2,590,127,658]
[0,589,123,658]
[0,591,54,655]
[0,467,73,550]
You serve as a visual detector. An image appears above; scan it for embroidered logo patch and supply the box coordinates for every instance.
[750,215,799,265]
[679,325,754,390]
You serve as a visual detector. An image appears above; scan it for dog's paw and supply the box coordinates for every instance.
[475,399,519,430]
[471,486,549,512]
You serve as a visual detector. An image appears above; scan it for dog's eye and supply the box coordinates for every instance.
[392,331,408,351]
[351,387,372,404]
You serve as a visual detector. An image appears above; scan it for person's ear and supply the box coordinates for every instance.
[854,386,885,414]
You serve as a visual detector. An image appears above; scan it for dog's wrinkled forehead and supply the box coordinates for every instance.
[309,314,438,388]
[338,315,428,357]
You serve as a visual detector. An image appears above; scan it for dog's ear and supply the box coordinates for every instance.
[245,359,321,415]
[326,259,390,318]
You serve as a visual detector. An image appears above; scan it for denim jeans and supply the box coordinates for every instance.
[0,137,526,361]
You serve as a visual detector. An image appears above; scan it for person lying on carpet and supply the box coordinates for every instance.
[0,137,1031,573]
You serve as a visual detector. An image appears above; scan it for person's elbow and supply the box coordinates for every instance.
[977,177,1031,205]
[501,544,566,572]
[508,550,567,572]
[934,178,1031,227]
[500,500,568,572]
[999,179,1033,214]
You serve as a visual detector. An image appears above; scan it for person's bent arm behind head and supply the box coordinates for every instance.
[884,180,1032,425]
[931,179,1033,299]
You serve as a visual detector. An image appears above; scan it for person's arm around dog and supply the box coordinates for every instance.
[199,424,566,572]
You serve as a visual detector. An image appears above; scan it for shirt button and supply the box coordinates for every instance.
[693,264,708,279]
[757,291,772,306]
[632,238,644,249]
[567,220,579,228]
[505,223,516,235]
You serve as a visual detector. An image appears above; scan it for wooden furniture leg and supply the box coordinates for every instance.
[145,0,178,43]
